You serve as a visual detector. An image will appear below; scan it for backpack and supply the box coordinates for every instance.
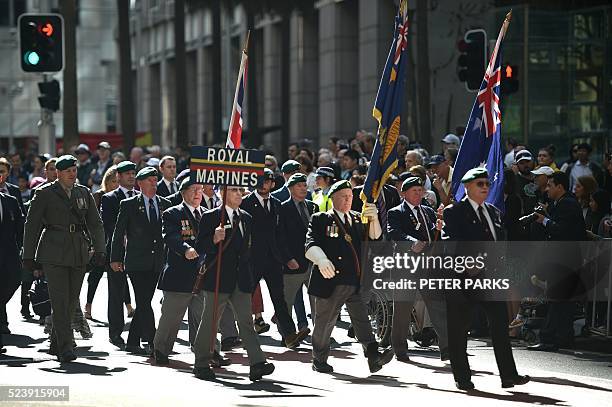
[29,278,51,317]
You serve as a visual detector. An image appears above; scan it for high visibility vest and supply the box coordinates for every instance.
[312,190,331,212]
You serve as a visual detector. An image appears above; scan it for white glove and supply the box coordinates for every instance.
[305,246,337,279]
[362,203,378,220]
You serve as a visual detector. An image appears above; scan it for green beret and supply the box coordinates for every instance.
[281,160,300,174]
[136,166,158,181]
[401,176,423,192]
[287,173,307,188]
[179,176,195,192]
[55,155,78,171]
[328,180,352,196]
[116,161,137,173]
[461,167,489,183]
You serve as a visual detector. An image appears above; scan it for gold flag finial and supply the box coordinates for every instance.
[505,10,513,23]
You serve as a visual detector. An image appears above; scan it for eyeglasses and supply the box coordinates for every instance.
[476,181,490,188]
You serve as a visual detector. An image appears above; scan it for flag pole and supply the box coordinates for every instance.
[210,30,251,354]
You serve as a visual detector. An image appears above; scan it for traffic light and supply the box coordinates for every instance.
[18,13,64,72]
[501,64,519,95]
[38,79,61,111]
[457,29,487,91]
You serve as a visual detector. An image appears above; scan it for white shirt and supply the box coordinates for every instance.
[225,205,243,235]
[184,202,200,219]
[405,201,431,242]
[467,197,497,241]
[569,160,593,192]
[163,178,177,194]
[119,186,137,198]
[333,209,352,226]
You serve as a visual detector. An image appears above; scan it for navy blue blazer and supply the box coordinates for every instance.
[158,203,200,292]
[271,184,312,203]
[387,200,437,243]
[195,206,253,294]
[157,179,178,198]
[278,198,317,274]
[544,193,587,241]
[100,188,132,255]
[0,192,24,281]
[442,198,505,241]
[2,182,25,215]
[240,192,284,265]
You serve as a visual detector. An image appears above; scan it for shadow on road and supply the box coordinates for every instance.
[40,361,127,376]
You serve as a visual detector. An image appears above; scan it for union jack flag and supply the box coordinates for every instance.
[451,12,513,212]
[226,45,248,149]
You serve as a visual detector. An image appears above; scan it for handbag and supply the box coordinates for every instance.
[29,278,52,317]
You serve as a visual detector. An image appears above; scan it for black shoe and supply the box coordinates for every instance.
[154,350,169,365]
[220,336,242,352]
[347,324,355,339]
[440,347,450,361]
[456,380,475,391]
[142,344,154,356]
[468,330,487,338]
[367,347,394,373]
[249,362,275,381]
[0,326,10,335]
[254,318,270,334]
[21,311,33,320]
[312,359,334,373]
[125,345,148,355]
[48,342,58,356]
[501,375,530,388]
[210,351,231,368]
[193,366,216,380]
[109,336,126,350]
[0,347,5,354]
[58,350,77,363]
[527,343,558,352]
[395,352,411,362]
[284,329,309,349]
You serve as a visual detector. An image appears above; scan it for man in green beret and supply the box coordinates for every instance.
[100,160,138,349]
[22,155,106,363]
[305,180,393,373]
[271,159,302,203]
[442,167,529,390]
[111,166,171,355]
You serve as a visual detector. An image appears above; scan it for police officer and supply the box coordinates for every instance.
[241,168,308,348]
[387,176,448,362]
[100,160,138,349]
[111,167,171,355]
[22,155,105,362]
[0,171,24,337]
[442,167,529,390]
[305,180,393,373]
[279,173,317,332]
[192,186,275,381]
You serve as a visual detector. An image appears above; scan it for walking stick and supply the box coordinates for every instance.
[209,187,228,354]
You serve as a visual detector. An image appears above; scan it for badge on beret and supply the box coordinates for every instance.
[328,180,352,196]
[401,176,423,192]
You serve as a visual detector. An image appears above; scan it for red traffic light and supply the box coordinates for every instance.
[39,22,54,37]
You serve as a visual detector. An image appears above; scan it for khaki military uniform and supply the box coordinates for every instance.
[23,181,105,356]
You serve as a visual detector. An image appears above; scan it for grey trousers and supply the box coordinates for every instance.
[391,292,448,353]
[283,272,314,326]
[193,288,266,368]
[153,291,204,356]
[219,306,239,340]
[312,285,376,363]
[44,264,86,355]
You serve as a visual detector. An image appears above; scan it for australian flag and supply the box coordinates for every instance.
[361,0,408,205]
[451,13,513,212]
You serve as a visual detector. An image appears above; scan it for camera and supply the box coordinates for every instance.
[519,204,546,226]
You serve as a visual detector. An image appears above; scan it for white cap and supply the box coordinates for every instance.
[441,134,461,145]
[531,166,554,176]
[146,157,160,167]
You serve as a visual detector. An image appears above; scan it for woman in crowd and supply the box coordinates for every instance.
[575,175,599,224]
[537,145,559,171]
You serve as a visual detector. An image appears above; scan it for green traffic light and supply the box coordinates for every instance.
[25,51,40,65]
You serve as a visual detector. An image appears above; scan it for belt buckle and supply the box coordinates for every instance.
[69,224,76,233]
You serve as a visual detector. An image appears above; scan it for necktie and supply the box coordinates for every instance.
[477,206,494,241]
[170,182,176,194]
[149,198,158,223]
[128,190,134,198]
[344,213,351,230]
[233,210,242,236]
[263,198,269,214]
[416,206,431,242]
[194,208,201,224]
[298,201,310,226]
[376,193,387,229]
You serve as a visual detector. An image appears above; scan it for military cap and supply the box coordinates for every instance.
[401,176,423,192]
[315,166,335,178]
[262,168,275,180]
[55,155,78,171]
[287,173,307,188]
[426,155,445,167]
[398,171,413,181]
[328,180,352,196]
[461,167,489,183]
[176,168,191,183]
[281,160,301,174]
[179,176,196,192]
[116,161,137,173]
[136,166,158,180]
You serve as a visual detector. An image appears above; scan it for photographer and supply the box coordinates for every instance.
[525,166,554,240]
[528,172,587,352]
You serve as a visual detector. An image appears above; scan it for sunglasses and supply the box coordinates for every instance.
[476,181,490,188]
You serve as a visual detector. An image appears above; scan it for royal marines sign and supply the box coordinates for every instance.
[190,146,265,187]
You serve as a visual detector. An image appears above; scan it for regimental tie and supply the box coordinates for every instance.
[376,193,387,229]
[148,198,158,223]
[194,208,201,224]
[298,201,310,227]
[477,205,495,241]
[416,206,431,243]
[233,210,242,236]
[170,182,176,194]
[263,198,270,214]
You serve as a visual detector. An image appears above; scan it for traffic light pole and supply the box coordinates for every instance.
[37,75,56,155]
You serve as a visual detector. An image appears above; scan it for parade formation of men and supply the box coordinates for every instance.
[1,148,544,391]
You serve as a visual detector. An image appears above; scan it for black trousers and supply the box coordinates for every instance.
[252,257,296,338]
[20,274,34,314]
[540,301,575,347]
[126,269,158,346]
[107,264,129,339]
[0,267,21,329]
[446,296,518,383]
[88,265,131,305]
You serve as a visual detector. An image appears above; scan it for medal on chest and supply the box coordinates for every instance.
[181,219,195,240]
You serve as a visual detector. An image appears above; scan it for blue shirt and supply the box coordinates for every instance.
[143,196,159,221]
